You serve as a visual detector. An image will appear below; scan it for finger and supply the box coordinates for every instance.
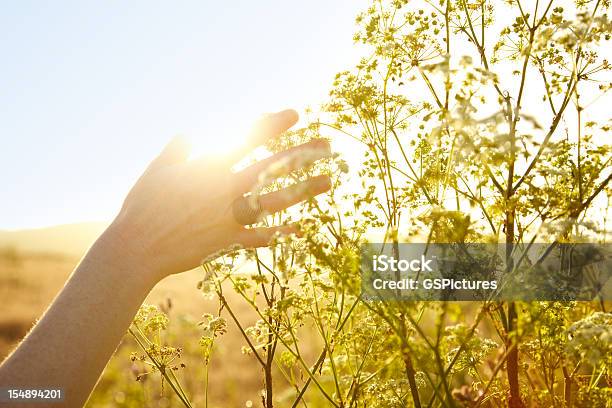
[259,175,331,215]
[237,224,300,248]
[228,109,299,162]
[233,138,331,194]
[147,136,191,172]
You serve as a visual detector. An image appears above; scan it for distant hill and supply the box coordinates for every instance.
[0,222,108,259]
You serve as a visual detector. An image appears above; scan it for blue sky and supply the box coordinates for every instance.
[0,1,366,229]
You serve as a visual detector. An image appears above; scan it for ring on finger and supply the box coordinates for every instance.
[232,195,264,225]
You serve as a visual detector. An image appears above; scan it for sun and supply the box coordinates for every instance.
[186,112,260,160]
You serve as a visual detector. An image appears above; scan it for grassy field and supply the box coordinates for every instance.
[0,247,325,407]
[4,229,607,407]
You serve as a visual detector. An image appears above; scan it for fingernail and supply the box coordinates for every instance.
[312,175,332,192]
[309,139,332,155]
[278,108,298,118]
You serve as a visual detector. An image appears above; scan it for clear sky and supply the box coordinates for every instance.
[0,0,367,229]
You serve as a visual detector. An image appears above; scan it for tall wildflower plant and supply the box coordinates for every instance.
[124,1,612,407]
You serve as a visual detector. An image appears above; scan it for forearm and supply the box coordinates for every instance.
[0,223,157,407]
[0,109,328,407]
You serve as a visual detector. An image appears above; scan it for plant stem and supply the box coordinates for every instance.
[129,328,193,408]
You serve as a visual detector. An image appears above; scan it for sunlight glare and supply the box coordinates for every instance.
[187,112,260,160]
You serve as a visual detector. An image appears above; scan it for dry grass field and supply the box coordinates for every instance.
[0,234,324,407]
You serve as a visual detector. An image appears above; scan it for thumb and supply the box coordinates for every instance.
[147,136,191,171]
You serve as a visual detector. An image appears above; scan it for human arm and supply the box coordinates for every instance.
[0,109,331,407]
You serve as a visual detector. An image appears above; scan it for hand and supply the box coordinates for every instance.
[106,109,331,282]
